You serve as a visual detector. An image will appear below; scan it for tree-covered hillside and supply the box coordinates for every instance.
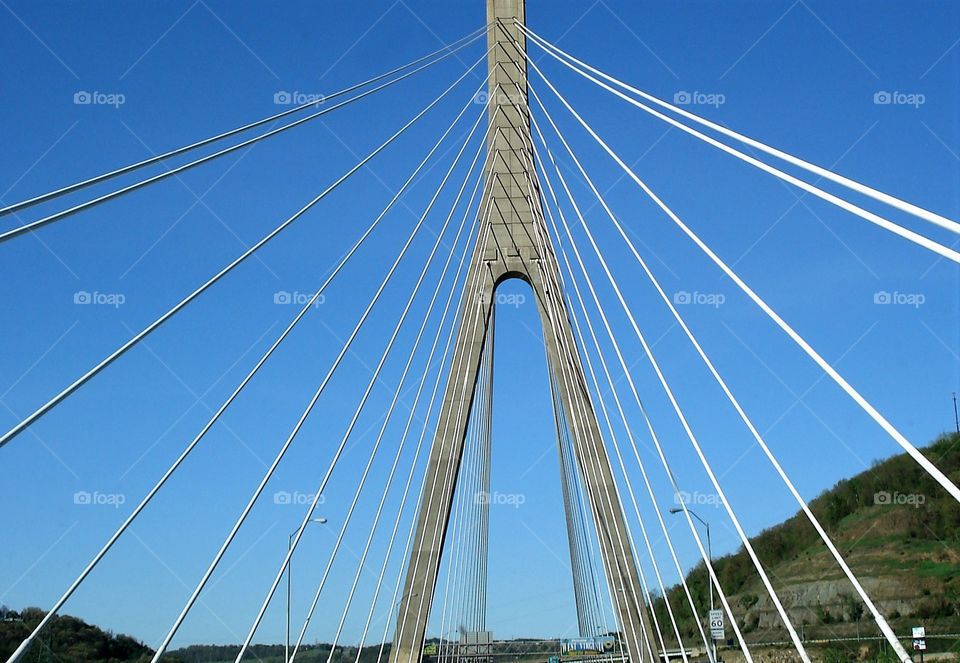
[649,431,960,649]
[0,608,152,663]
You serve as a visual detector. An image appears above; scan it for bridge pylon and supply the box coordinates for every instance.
[389,2,657,662]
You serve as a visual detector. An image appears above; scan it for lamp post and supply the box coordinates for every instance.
[669,507,715,663]
[286,517,327,663]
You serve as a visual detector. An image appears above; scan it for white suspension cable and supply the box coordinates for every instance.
[515,27,959,263]
[527,81,811,663]
[497,121,647,655]
[534,269,653,662]
[373,202,498,663]
[0,48,492,453]
[433,301,489,659]
[511,170,651,660]
[519,22,960,237]
[457,337,490,637]
[477,329,494,631]
[567,418,620,643]
[390,206,498,663]
[506,111,694,657]
[463,339,490,632]
[510,82,721,658]
[390,110,509,663]
[423,114,504,659]
[523,45,960,510]
[457,350,484,637]
[394,289,488,663]
[439,407,476,658]
[496,92,686,661]
[531,117,754,663]
[290,114,491,663]
[351,148,494,663]
[477,322,494,631]
[548,363,604,637]
[492,127,626,642]
[561,235,708,662]
[0,38,488,245]
[570,286,684,660]
[2,59,490,663]
[0,28,486,219]
[557,377,619,642]
[307,194,484,663]
[530,130,715,661]
[529,207,661,663]
[531,70,911,662]
[398,202,502,663]
[435,239,491,662]
[504,115,654,654]
[329,280,472,663]
[233,92,493,663]
[148,74,489,662]
[431,300,491,655]
[554,219,694,661]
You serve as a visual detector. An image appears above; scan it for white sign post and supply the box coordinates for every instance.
[709,609,725,640]
[913,626,926,661]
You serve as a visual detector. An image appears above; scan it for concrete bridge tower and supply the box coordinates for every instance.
[389,3,656,662]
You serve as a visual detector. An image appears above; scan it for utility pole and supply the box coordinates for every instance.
[952,392,958,434]
[670,508,716,663]
[286,518,327,663]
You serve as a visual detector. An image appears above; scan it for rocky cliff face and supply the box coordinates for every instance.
[731,502,959,639]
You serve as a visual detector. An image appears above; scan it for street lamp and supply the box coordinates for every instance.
[286,517,327,663]
[669,507,715,663]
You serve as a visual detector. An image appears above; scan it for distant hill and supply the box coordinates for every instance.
[167,643,392,663]
[0,608,152,663]
[649,431,960,656]
[0,614,396,663]
[0,612,395,663]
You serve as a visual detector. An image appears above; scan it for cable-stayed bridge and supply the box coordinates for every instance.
[2,3,959,663]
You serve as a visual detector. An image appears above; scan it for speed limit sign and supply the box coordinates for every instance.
[709,609,725,639]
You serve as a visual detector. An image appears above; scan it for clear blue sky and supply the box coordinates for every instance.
[1,0,958,652]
